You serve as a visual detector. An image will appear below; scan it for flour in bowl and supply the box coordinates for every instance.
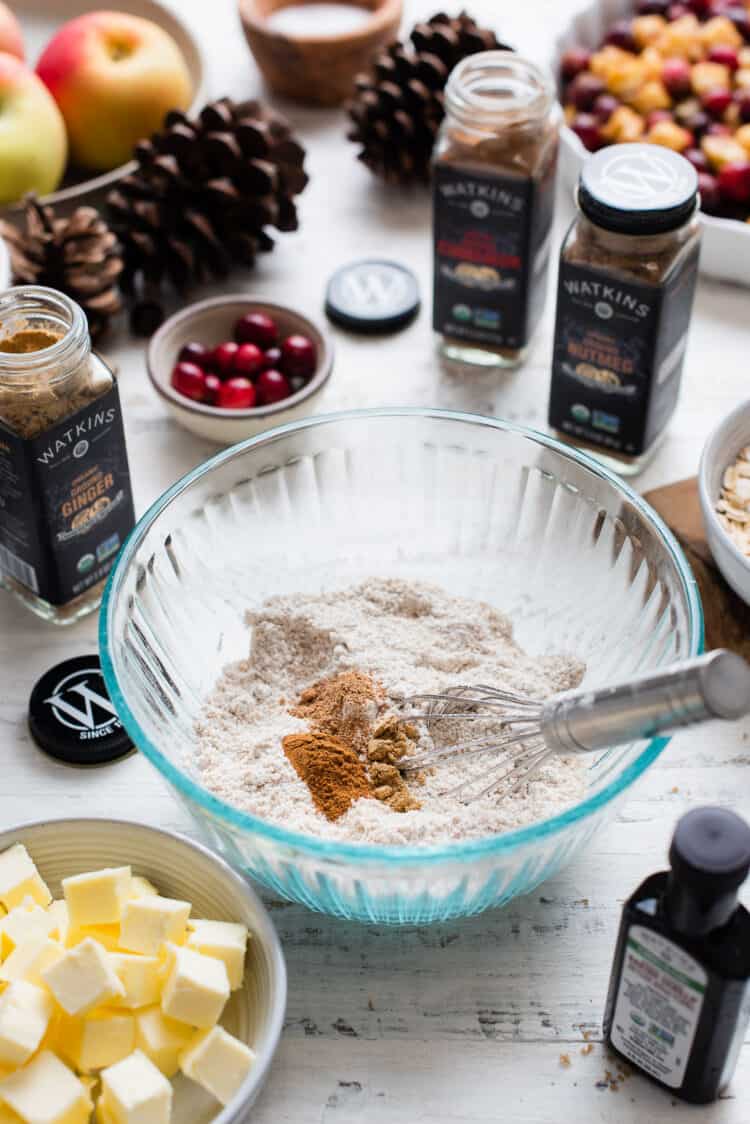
[194,579,587,845]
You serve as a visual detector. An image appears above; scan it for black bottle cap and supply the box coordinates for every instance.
[325,260,420,333]
[670,807,750,899]
[29,655,133,767]
[579,144,698,236]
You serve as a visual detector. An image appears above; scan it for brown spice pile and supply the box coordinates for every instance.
[367,715,421,813]
[290,669,384,752]
[282,732,371,822]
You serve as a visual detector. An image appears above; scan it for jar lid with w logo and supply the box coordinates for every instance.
[29,655,133,766]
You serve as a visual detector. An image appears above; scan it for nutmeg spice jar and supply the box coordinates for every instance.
[0,287,135,624]
[432,51,560,369]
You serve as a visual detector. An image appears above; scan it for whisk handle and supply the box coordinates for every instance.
[541,650,750,755]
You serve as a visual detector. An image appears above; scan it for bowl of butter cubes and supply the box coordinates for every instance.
[0,818,287,1124]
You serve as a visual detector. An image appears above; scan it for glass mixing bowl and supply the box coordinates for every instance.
[101,410,702,923]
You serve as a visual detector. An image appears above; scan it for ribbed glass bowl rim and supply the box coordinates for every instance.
[100,408,704,864]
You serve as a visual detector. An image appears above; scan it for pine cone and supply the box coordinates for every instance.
[0,198,123,340]
[108,97,309,335]
[347,10,510,185]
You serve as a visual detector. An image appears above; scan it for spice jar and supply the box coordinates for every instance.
[0,286,135,624]
[432,51,560,369]
[548,145,701,475]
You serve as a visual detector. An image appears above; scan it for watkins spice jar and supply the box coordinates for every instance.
[432,52,560,369]
[0,287,135,624]
[548,145,700,475]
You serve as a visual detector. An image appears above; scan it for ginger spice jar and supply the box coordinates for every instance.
[0,287,135,624]
[432,51,560,369]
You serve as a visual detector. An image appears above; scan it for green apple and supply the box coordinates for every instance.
[0,52,67,205]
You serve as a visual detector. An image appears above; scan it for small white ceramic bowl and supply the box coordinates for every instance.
[0,818,286,1124]
[699,400,750,604]
[148,295,334,444]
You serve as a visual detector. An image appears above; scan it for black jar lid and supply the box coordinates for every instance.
[29,655,133,766]
[670,806,750,898]
[325,260,420,334]
[579,144,698,235]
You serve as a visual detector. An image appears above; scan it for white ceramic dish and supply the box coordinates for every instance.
[0,0,205,219]
[148,295,334,445]
[552,0,750,286]
[0,818,286,1124]
[699,398,750,604]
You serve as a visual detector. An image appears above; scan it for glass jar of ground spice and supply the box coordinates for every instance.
[432,51,560,369]
[548,145,701,476]
[0,286,135,623]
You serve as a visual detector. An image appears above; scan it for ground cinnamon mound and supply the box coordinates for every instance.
[290,669,384,752]
[282,731,372,821]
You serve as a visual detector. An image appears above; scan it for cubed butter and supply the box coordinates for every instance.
[0,847,51,912]
[160,945,229,1028]
[0,1050,91,1124]
[129,878,159,900]
[42,939,124,1016]
[99,1050,172,1124]
[46,902,69,945]
[62,868,131,928]
[1,901,57,957]
[135,1007,194,1077]
[180,1026,255,1107]
[186,921,247,990]
[57,1010,136,1074]
[119,898,190,957]
[109,955,162,1011]
[0,981,54,1066]
[65,925,121,952]
[0,939,63,988]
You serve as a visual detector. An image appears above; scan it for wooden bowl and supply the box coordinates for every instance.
[238,0,402,106]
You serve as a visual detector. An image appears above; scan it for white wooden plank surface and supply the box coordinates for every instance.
[1,1,749,1120]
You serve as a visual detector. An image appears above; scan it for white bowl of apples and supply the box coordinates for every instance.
[147,295,335,445]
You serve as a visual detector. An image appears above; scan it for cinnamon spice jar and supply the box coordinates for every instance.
[432,51,560,369]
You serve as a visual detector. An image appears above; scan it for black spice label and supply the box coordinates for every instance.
[432,160,555,350]
[548,243,699,456]
[0,384,135,605]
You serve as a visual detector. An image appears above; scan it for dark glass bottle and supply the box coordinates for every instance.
[604,807,750,1104]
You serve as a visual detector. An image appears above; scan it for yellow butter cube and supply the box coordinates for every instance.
[42,938,124,1016]
[129,878,158,900]
[109,955,162,1011]
[100,1050,172,1124]
[58,1010,136,1074]
[1,901,57,958]
[62,868,131,928]
[46,902,69,946]
[180,1026,255,1107]
[0,847,51,912]
[135,1007,194,1077]
[0,939,63,989]
[160,945,229,1029]
[186,921,247,990]
[0,1050,91,1124]
[66,925,121,952]
[119,898,190,957]
[0,981,54,1067]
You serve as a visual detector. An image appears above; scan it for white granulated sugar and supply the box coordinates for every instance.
[194,579,587,845]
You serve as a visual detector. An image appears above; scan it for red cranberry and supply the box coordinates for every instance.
[211,341,239,378]
[662,58,693,99]
[280,334,317,378]
[684,146,710,171]
[705,120,732,135]
[261,346,282,370]
[233,343,264,378]
[204,373,222,405]
[568,72,606,111]
[171,362,206,401]
[687,0,712,15]
[707,45,740,69]
[718,160,750,201]
[702,88,733,117]
[593,93,620,122]
[646,109,674,130]
[571,113,603,151]
[234,312,279,349]
[217,376,256,409]
[736,89,750,122]
[637,0,670,11]
[605,20,637,50]
[256,369,292,405]
[178,341,211,368]
[667,3,690,17]
[561,47,592,83]
[697,171,722,211]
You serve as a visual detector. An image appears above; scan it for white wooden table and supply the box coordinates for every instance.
[1,1,749,1119]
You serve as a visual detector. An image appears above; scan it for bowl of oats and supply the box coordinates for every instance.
[700,398,750,603]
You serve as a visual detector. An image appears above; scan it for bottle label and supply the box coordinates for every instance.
[610,924,707,1089]
[0,384,135,606]
[548,244,699,455]
[432,160,555,350]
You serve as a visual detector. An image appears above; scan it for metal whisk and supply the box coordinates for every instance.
[398,650,750,805]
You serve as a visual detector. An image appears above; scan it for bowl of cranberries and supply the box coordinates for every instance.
[148,296,334,443]
[554,0,750,284]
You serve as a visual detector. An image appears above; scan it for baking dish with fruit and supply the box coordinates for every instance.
[553,0,750,284]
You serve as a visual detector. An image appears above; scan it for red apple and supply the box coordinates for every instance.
[36,12,192,172]
[0,3,23,60]
[0,53,67,205]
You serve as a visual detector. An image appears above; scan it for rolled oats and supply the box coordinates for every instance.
[717,447,750,555]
